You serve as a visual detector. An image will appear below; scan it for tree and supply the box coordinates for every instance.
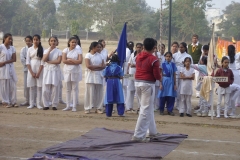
[0,0,21,32]
[57,0,94,32]
[163,0,211,42]
[219,2,240,39]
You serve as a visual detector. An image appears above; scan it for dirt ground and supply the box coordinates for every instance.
[0,37,240,160]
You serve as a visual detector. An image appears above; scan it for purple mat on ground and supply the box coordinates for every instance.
[31,128,188,160]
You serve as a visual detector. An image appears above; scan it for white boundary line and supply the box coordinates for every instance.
[0,124,88,133]
[173,150,240,157]
[186,138,240,144]
[0,156,27,160]
[0,137,63,143]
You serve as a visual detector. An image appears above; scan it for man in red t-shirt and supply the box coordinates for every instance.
[132,38,161,142]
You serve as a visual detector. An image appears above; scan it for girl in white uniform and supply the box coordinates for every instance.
[173,42,193,110]
[0,33,18,108]
[125,43,143,113]
[20,35,33,106]
[179,57,195,117]
[84,42,105,114]
[62,37,83,112]
[26,34,44,109]
[152,44,161,111]
[42,36,62,110]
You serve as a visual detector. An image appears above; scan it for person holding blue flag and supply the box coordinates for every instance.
[103,54,125,117]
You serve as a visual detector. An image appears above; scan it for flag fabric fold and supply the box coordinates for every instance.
[207,24,216,76]
[117,23,127,68]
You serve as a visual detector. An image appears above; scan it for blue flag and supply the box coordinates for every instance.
[117,23,127,67]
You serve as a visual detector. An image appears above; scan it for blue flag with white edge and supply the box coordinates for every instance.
[117,23,127,68]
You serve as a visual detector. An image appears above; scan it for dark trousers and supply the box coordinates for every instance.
[159,96,175,112]
[106,103,125,117]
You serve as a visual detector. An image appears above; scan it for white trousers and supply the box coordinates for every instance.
[59,81,63,101]
[195,64,200,95]
[0,79,17,104]
[23,71,30,102]
[123,86,127,104]
[154,86,160,110]
[134,83,157,139]
[179,95,192,114]
[66,81,78,108]
[84,83,103,110]
[198,96,209,113]
[42,84,59,107]
[217,90,230,116]
[175,74,181,109]
[30,86,42,106]
[125,90,140,110]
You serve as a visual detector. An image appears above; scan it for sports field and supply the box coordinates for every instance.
[0,37,240,159]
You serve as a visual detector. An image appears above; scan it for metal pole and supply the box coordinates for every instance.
[168,0,172,52]
[159,0,163,45]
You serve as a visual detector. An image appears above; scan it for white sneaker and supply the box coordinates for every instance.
[20,101,29,106]
[196,93,200,98]
[146,132,161,138]
[216,115,220,118]
[196,112,202,117]
[62,107,71,111]
[131,136,150,143]
[37,105,43,109]
[194,109,200,114]
[208,111,216,117]
[72,108,77,112]
[27,105,34,109]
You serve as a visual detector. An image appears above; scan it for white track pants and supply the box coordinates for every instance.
[179,95,192,114]
[23,71,29,102]
[66,81,78,109]
[30,86,42,106]
[134,83,157,139]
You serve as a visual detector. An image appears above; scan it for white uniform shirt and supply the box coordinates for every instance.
[0,44,17,81]
[85,52,104,84]
[173,52,193,75]
[101,48,108,63]
[180,67,195,95]
[20,46,30,72]
[235,53,240,75]
[26,46,44,87]
[128,53,137,74]
[63,47,82,82]
[43,48,62,85]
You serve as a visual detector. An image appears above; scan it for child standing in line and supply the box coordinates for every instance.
[62,37,83,112]
[20,35,33,106]
[42,36,62,110]
[158,52,177,116]
[179,57,195,117]
[0,33,18,108]
[103,54,125,117]
[125,43,143,113]
[26,34,44,109]
[215,56,234,118]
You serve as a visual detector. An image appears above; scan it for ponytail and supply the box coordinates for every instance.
[33,34,43,59]
[37,42,43,59]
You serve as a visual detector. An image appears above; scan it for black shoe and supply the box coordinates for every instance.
[168,112,175,116]
[43,107,49,110]
[160,111,164,115]
[186,114,192,117]
[180,113,184,117]
[52,107,57,110]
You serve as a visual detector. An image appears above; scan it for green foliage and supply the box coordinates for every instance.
[70,21,79,36]
[41,29,46,41]
[219,2,240,39]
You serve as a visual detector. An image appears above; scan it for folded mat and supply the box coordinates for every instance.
[32,128,188,160]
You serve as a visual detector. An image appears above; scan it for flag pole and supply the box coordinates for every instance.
[210,23,215,120]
